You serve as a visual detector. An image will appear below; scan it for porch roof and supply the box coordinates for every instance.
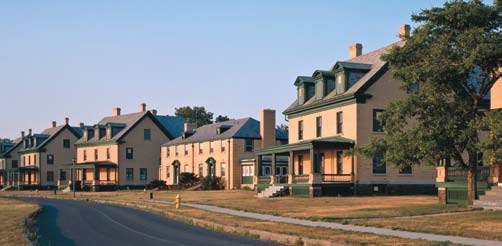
[68,161,118,169]
[255,136,354,156]
[19,166,39,171]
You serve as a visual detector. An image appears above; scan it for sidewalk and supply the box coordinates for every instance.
[150,200,502,246]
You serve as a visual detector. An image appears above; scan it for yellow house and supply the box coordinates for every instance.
[17,118,83,190]
[255,25,437,197]
[0,137,23,187]
[160,109,287,189]
[74,104,184,191]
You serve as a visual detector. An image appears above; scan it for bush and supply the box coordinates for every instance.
[148,179,167,190]
[201,176,224,190]
[179,173,200,188]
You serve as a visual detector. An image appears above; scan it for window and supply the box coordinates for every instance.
[106,148,110,159]
[373,109,385,132]
[63,139,70,148]
[399,165,413,174]
[175,146,179,156]
[28,156,31,165]
[166,147,170,157]
[316,116,322,138]
[83,150,87,161]
[23,156,26,166]
[126,168,134,181]
[336,112,343,134]
[198,164,204,177]
[298,155,304,175]
[221,163,226,177]
[47,155,54,165]
[372,152,386,174]
[140,168,147,181]
[210,141,214,153]
[106,168,111,181]
[242,165,254,177]
[184,145,189,155]
[60,171,67,181]
[336,151,343,174]
[298,121,304,140]
[199,143,204,154]
[221,140,226,152]
[184,164,189,173]
[245,139,254,152]
[144,129,151,141]
[47,171,54,182]
[336,74,345,94]
[126,148,133,159]
[34,155,37,165]
[12,160,18,168]
[166,166,170,178]
[94,149,98,160]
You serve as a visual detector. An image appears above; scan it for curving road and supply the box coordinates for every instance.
[21,198,279,246]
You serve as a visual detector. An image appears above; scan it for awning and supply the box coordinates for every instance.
[255,136,354,156]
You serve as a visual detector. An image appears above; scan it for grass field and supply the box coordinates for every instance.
[0,198,39,246]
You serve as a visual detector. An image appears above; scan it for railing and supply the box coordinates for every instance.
[257,176,270,184]
[322,174,353,183]
[293,175,309,184]
[446,166,491,182]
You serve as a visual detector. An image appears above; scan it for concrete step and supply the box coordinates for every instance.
[258,185,287,198]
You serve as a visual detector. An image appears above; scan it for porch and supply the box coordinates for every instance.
[67,162,118,191]
[18,166,40,188]
[254,137,355,197]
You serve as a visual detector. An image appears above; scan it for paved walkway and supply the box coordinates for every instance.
[150,200,502,246]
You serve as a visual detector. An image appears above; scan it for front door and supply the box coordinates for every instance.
[173,165,180,184]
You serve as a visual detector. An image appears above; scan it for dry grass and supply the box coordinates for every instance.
[0,198,39,246]
[351,210,502,241]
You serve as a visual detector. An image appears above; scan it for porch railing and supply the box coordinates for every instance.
[275,175,288,184]
[257,176,270,184]
[293,175,309,184]
[322,174,353,183]
[445,166,491,182]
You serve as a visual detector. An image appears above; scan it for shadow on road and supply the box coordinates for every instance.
[37,204,75,246]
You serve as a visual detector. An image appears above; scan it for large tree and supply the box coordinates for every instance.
[361,0,501,205]
[215,115,231,123]
[175,106,214,127]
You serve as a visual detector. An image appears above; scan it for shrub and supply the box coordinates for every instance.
[179,172,200,188]
[148,179,167,190]
[201,176,224,190]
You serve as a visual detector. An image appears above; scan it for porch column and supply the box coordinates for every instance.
[309,148,315,174]
[289,151,294,175]
[270,153,276,184]
[255,155,262,177]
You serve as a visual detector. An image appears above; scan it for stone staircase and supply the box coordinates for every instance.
[474,184,502,210]
[257,185,288,198]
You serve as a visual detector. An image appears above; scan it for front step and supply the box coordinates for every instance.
[257,185,288,198]
[475,185,502,210]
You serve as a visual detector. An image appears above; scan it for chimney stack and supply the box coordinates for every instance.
[349,43,363,59]
[113,107,121,116]
[51,121,57,128]
[399,24,410,41]
[28,129,32,136]
[65,117,69,125]
[260,109,276,149]
[21,131,25,139]
[140,103,147,112]
[184,123,197,132]
[80,122,85,128]
[149,109,158,116]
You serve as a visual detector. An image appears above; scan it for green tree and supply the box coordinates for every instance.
[360,0,501,205]
[276,124,289,136]
[215,115,231,122]
[175,106,214,127]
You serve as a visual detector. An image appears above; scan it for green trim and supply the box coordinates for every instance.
[284,93,370,118]
[241,176,253,184]
[75,140,117,148]
[255,136,354,155]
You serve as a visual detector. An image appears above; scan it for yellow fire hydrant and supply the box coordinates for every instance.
[175,194,181,209]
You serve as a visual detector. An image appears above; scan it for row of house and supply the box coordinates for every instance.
[1,24,500,197]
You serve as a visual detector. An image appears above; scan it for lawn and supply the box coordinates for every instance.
[0,198,39,246]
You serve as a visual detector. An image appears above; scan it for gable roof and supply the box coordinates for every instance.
[163,118,288,146]
[0,137,23,158]
[75,111,185,145]
[19,125,83,153]
[284,41,405,115]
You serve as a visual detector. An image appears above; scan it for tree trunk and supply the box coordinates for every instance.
[466,162,477,206]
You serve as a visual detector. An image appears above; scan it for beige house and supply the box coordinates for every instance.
[254,25,437,197]
[17,118,83,190]
[74,104,184,191]
[160,109,287,189]
[0,137,23,187]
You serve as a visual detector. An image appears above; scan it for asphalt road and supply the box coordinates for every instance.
[21,198,280,246]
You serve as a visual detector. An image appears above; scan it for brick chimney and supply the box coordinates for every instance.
[113,107,121,116]
[149,109,157,115]
[65,117,69,125]
[28,129,32,136]
[260,109,276,149]
[399,24,410,41]
[79,122,85,128]
[51,121,57,128]
[140,103,146,112]
[21,131,25,139]
[349,43,363,59]
[184,123,197,132]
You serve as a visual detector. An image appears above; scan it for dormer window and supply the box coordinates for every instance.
[336,74,346,94]
[217,125,231,135]
[315,78,324,100]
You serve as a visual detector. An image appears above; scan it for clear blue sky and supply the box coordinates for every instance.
[0,0,452,138]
